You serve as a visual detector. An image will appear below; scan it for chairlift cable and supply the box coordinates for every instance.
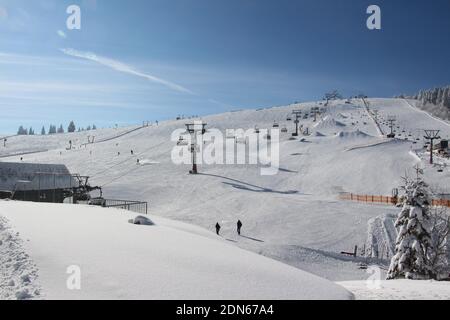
[89,141,165,178]
[100,165,144,187]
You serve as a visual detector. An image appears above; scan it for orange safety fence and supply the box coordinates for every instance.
[339,193,450,208]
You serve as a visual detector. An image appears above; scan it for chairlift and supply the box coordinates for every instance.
[273,122,280,128]
[177,137,189,146]
[286,116,292,121]
[281,126,288,133]
[255,126,260,134]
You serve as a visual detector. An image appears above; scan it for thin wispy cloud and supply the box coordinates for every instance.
[57,30,67,39]
[60,48,194,95]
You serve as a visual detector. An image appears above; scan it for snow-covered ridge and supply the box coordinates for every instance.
[398,86,450,121]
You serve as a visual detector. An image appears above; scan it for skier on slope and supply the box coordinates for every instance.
[237,220,243,236]
[215,223,221,235]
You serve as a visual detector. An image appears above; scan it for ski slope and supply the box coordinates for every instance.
[1,98,450,285]
[0,200,352,300]
[0,125,142,159]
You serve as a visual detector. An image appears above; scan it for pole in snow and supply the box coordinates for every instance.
[185,122,207,174]
[387,116,396,138]
[292,111,302,137]
[424,130,441,165]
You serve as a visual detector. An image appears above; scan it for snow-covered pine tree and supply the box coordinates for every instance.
[41,126,46,135]
[387,172,444,280]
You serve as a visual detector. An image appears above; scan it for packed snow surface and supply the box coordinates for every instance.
[0,200,352,300]
[339,280,450,300]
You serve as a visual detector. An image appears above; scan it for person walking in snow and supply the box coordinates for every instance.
[237,220,243,236]
[215,223,221,235]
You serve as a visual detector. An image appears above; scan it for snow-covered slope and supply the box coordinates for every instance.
[1,98,449,283]
[0,200,352,300]
[0,125,142,159]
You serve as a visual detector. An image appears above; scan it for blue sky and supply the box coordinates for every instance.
[0,0,449,134]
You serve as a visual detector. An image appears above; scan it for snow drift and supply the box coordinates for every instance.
[0,201,352,300]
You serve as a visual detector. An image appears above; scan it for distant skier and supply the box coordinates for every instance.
[215,223,221,235]
[237,220,243,236]
[131,150,134,155]
[137,159,140,164]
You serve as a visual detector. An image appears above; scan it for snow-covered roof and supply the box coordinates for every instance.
[0,162,77,191]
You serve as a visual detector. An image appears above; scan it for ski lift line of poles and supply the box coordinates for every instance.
[89,141,166,179]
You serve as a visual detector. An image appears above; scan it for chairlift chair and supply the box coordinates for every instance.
[177,137,189,146]
[273,122,280,128]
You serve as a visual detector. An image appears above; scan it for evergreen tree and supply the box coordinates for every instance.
[68,121,76,133]
[17,125,28,135]
[41,126,46,135]
[29,127,35,135]
[48,125,57,135]
[57,124,64,134]
[92,124,97,130]
[387,171,448,280]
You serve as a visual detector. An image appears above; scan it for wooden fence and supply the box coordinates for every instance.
[339,193,398,205]
[432,199,450,208]
[339,193,450,208]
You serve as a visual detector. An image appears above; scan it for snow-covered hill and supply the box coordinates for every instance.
[399,86,450,121]
[1,97,450,298]
[0,200,352,300]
